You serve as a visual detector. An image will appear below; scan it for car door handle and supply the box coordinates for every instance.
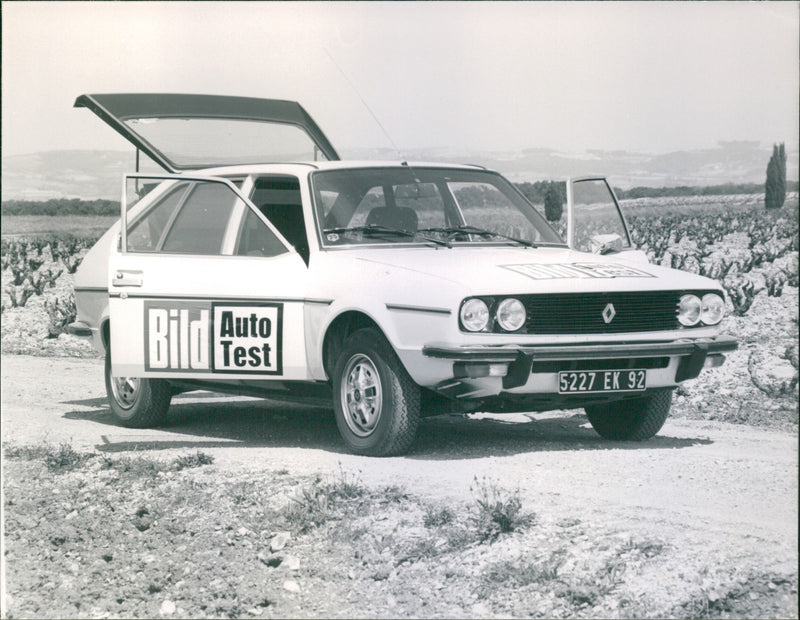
[114,270,143,287]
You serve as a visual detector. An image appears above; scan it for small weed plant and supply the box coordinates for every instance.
[4,441,88,472]
[470,476,534,541]
[174,451,215,471]
[283,466,367,533]
[484,551,565,588]
[423,503,455,528]
[283,477,332,532]
[101,451,215,478]
[102,454,166,477]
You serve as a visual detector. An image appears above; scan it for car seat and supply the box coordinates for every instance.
[365,207,419,233]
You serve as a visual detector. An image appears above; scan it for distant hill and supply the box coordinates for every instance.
[2,141,797,201]
[1,151,139,201]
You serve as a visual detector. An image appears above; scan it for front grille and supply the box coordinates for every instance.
[516,290,712,335]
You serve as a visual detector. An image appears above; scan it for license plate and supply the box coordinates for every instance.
[558,369,646,394]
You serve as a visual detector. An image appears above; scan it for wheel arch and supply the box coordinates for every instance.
[322,311,388,380]
[101,318,111,355]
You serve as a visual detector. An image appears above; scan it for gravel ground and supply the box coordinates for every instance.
[2,428,797,619]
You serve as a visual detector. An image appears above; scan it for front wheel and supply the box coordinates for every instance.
[332,328,420,456]
[584,388,673,441]
[105,349,172,428]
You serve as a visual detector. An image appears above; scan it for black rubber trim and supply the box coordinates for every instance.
[502,351,533,389]
[675,343,710,382]
[73,286,108,293]
[386,304,451,315]
[107,293,332,305]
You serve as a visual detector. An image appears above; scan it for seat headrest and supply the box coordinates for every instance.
[365,207,418,233]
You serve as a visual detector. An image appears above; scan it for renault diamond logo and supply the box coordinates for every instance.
[602,303,616,324]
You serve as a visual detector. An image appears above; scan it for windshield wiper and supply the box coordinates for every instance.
[323,224,450,247]
[419,225,537,248]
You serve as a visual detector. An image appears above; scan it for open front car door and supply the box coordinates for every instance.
[106,174,311,426]
[566,176,649,262]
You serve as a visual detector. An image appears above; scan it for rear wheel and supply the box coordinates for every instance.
[584,388,673,441]
[332,328,420,456]
[105,349,172,428]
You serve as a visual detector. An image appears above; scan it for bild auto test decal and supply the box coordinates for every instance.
[502,262,654,280]
[144,301,283,374]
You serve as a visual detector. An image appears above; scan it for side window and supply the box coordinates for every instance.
[571,179,631,253]
[235,208,288,257]
[161,183,237,254]
[127,183,188,252]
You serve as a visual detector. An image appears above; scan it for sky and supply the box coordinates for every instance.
[2,1,798,158]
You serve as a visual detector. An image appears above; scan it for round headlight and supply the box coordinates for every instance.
[677,294,702,326]
[701,293,725,325]
[496,298,526,332]
[460,298,490,332]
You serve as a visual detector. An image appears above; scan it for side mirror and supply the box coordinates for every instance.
[590,233,624,255]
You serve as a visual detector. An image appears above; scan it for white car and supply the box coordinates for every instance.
[69,93,738,456]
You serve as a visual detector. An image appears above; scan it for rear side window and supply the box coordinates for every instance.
[161,183,237,254]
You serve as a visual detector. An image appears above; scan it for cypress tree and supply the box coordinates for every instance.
[778,142,787,207]
[544,183,563,221]
[765,142,787,209]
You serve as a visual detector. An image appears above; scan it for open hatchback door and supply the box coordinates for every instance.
[75,93,339,172]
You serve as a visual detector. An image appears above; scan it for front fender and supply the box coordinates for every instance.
[306,297,459,382]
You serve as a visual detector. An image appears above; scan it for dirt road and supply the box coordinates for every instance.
[2,353,798,617]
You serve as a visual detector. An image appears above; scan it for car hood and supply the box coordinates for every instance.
[341,246,722,295]
[75,93,339,172]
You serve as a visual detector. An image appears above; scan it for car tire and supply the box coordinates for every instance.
[332,328,420,456]
[584,388,673,441]
[105,349,172,428]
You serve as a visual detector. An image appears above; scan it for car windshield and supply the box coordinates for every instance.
[312,167,564,248]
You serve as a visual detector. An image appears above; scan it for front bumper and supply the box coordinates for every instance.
[423,334,738,391]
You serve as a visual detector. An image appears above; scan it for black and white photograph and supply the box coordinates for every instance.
[1,1,798,617]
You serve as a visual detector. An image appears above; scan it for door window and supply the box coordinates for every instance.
[126,179,266,256]
[571,179,631,254]
[127,183,189,252]
[160,183,237,254]
[235,208,289,257]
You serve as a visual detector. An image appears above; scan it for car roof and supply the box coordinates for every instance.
[196,160,490,177]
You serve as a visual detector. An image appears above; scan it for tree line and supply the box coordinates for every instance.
[1,198,119,216]
[615,182,797,200]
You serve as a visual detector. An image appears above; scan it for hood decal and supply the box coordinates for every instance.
[502,262,655,280]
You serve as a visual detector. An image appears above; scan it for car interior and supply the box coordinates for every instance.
[250,176,310,264]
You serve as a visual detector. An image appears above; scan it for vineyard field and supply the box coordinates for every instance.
[1,214,118,238]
